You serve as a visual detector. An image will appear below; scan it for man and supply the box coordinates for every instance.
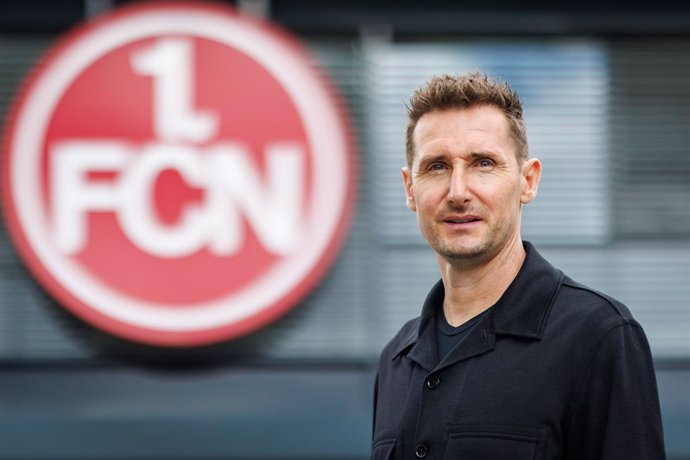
[371,72,665,460]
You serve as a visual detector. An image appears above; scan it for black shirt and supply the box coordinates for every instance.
[372,241,665,460]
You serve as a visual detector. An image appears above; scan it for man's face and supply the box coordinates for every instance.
[402,106,541,264]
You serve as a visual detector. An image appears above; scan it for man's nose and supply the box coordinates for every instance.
[447,165,471,204]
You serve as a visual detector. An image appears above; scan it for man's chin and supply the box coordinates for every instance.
[435,243,490,261]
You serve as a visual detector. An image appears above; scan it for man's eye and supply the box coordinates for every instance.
[478,159,493,168]
[429,163,446,171]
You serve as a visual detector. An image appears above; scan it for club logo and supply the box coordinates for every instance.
[2,2,355,346]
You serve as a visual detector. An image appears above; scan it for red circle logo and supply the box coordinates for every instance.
[2,2,356,346]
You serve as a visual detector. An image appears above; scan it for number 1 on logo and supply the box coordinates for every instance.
[132,38,219,143]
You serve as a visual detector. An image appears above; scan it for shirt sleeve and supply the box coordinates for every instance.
[566,322,666,460]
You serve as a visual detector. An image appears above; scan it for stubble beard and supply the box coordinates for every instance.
[429,228,496,262]
[425,212,516,265]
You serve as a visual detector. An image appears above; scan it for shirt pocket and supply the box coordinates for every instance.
[371,429,398,460]
[444,424,545,460]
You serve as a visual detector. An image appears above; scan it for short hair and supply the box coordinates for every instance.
[405,72,528,167]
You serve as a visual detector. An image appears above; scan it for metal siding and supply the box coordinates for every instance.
[0,35,688,362]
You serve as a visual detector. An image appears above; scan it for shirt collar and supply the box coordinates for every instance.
[393,241,564,359]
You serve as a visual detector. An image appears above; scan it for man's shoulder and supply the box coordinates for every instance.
[553,274,640,333]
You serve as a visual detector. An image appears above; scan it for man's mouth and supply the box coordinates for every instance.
[444,216,481,224]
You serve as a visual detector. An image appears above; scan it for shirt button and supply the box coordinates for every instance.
[415,443,429,458]
[426,375,440,389]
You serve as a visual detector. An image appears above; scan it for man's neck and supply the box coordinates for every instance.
[439,237,526,327]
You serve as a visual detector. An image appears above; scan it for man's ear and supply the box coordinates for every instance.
[520,158,542,205]
[401,166,417,212]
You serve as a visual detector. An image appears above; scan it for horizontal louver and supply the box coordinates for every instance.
[0,35,687,360]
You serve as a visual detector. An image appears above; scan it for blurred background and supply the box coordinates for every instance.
[1,0,689,458]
